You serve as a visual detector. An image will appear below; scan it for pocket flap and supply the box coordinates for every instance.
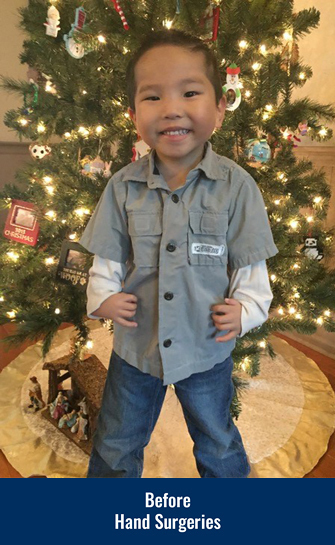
[128,213,162,236]
[189,211,228,235]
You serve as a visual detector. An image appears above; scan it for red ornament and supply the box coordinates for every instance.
[110,0,129,31]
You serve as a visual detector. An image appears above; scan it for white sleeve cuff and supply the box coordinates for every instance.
[228,260,273,337]
[86,255,126,319]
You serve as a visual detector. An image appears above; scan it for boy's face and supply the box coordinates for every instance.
[129,45,226,168]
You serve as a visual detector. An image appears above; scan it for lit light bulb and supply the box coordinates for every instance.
[19,118,28,126]
[98,35,106,43]
[299,72,306,80]
[7,251,19,261]
[37,123,46,133]
[86,340,94,350]
[45,210,56,219]
[324,310,331,317]
[293,263,300,270]
[289,307,296,314]
[96,125,103,134]
[259,341,266,348]
[0,296,4,302]
[45,257,55,265]
[307,216,314,223]
[123,47,129,54]
[290,220,299,229]
[252,62,261,71]
[277,172,285,180]
[78,126,89,136]
[263,113,270,120]
[163,19,173,29]
[274,199,281,205]
[278,308,284,315]
[82,90,87,95]
[69,233,77,240]
[316,317,324,325]
[259,44,267,55]
[283,31,293,41]
[43,176,53,184]
[270,274,277,281]
[55,308,61,314]
[64,132,71,138]
[245,90,251,98]
[45,185,54,195]
[319,128,327,137]
[124,112,130,119]
[265,104,273,112]
[295,313,302,320]
[7,310,16,319]
[239,40,248,49]
[313,196,322,204]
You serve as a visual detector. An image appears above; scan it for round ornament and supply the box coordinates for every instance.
[222,64,241,111]
[244,139,271,164]
[29,143,51,160]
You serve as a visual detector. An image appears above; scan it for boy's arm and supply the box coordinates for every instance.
[228,260,273,336]
[86,255,125,319]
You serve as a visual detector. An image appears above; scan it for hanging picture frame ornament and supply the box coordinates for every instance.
[64,7,87,59]
[222,64,241,111]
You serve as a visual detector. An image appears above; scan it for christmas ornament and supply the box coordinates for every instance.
[298,121,308,136]
[200,2,220,42]
[29,143,52,160]
[43,73,57,95]
[110,1,129,31]
[56,240,89,290]
[80,155,112,178]
[44,5,60,38]
[132,139,150,162]
[302,236,323,261]
[23,79,39,114]
[64,7,87,59]
[244,139,271,165]
[222,64,241,111]
[3,199,39,246]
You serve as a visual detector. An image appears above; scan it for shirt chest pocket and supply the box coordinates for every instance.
[188,211,228,266]
[128,213,162,268]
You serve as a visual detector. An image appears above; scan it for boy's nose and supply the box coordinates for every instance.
[162,100,184,119]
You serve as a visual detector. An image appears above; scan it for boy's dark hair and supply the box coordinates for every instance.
[126,29,223,111]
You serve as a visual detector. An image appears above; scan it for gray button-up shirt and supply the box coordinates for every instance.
[79,142,278,384]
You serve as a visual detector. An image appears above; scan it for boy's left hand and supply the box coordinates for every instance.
[211,298,242,342]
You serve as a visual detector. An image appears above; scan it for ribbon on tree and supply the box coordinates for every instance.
[110,0,129,30]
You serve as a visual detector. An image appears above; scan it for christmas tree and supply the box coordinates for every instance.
[1,0,335,416]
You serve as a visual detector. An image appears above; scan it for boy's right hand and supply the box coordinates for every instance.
[91,292,138,328]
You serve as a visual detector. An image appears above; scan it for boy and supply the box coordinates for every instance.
[79,30,278,478]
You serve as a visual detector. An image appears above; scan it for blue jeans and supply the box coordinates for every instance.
[87,350,250,478]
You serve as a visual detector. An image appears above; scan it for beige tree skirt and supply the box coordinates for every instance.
[0,320,334,478]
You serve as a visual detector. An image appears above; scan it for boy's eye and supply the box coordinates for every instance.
[144,96,160,101]
[184,91,199,98]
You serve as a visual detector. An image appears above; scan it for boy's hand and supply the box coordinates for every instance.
[91,292,138,328]
[211,298,242,342]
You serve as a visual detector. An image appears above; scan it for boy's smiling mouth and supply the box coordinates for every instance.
[159,127,191,140]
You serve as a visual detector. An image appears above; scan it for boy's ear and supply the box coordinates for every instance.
[215,95,226,129]
[128,107,137,125]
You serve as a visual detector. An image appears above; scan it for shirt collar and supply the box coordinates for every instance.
[122,141,222,186]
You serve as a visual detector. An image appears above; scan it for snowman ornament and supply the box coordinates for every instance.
[64,7,87,59]
[222,63,242,111]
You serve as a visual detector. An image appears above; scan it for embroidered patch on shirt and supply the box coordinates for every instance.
[191,243,225,256]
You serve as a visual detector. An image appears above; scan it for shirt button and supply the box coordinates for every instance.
[163,339,172,348]
[164,292,174,301]
[171,194,179,203]
[166,243,176,252]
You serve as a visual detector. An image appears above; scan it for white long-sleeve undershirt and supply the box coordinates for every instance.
[86,255,273,337]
